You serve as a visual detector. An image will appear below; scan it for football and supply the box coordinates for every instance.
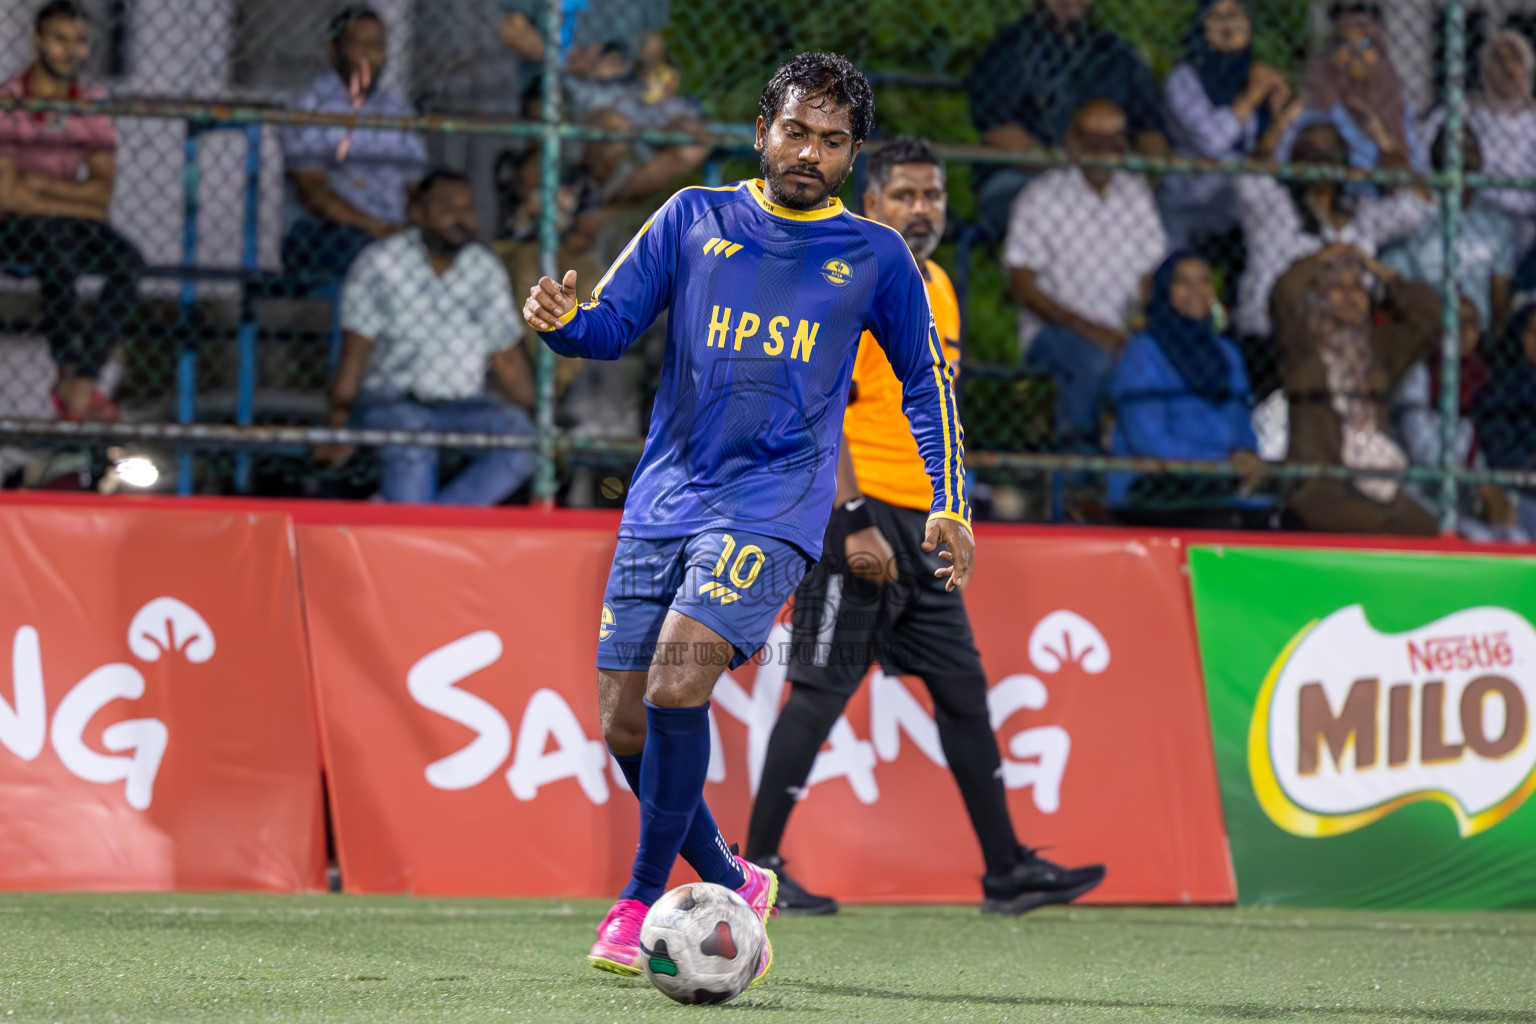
[639,883,766,1004]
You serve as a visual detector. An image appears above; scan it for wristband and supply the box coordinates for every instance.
[831,496,874,534]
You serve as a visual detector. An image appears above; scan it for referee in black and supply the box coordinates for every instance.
[742,139,1106,915]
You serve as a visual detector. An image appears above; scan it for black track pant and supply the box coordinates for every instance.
[744,496,1021,876]
[0,215,143,379]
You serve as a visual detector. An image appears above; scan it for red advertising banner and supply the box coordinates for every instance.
[0,505,327,891]
[299,522,1234,903]
[765,533,1233,904]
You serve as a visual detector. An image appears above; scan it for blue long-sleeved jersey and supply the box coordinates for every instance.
[542,179,968,558]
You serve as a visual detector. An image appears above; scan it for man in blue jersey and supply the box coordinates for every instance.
[523,52,972,986]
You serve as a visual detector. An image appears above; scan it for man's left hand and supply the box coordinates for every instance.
[921,517,974,592]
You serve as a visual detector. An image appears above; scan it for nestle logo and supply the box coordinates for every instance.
[1252,605,1536,839]
[1406,633,1514,674]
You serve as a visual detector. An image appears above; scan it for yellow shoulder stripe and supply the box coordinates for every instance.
[590,184,748,302]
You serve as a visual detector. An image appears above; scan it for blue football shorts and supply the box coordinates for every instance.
[596,529,811,671]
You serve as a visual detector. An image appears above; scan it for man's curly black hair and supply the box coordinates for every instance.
[759,52,875,144]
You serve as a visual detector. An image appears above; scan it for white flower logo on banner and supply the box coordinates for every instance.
[128,597,216,664]
[1028,610,1110,675]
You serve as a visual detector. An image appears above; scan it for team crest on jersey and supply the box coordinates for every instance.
[820,258,853,287]
[599,603,616,641]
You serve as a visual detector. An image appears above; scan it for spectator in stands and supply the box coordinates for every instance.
[554,89,708,236]
[1390,295,1525,541]
[1235,121,1429,388]
[1425,29,1536,256]
[498,104,705,431]
[323,171,536,505]
[414,0,528,241]
[416,1,526,117]
[1277,3,1424,172]
[1108,252,1269,527]
[0,0,142,421]
[281,6,428,283]
[1381,126,1514,334]
[1005,98,1168,452]
[1475,294,1536,539]
[966,0,1168,242]
[1271,244,1441,535]
[561,35,702,130]
[494,1,703,244]
[1160,0,1294,249]
[558,107,706,257]
[497,0,669,83]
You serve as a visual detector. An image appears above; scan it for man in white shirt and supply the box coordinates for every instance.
[324,170,537,504]
[1004,98,1168,450]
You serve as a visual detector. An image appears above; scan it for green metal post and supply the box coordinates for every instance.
[1438,0,1467,533]
[533,0,563,505]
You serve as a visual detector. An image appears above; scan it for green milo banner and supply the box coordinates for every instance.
[1188,545,1536,908]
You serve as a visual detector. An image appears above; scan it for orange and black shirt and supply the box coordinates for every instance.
[843,259,962,512]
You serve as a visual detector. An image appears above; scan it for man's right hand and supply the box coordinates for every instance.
[1230,449,1270,496]
[1072,318,1129,354]
[0,157,34,215]
[313,405,355,468]
[524,269,579,333]
[846,525,899,585]
[1248,63,1288,101]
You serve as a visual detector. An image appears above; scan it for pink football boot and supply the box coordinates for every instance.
[735,856,779,987]
[587,897,646,976]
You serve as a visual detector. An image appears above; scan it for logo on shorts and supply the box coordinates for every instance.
[699,581,741,605]
[820,258,853,287]
[599,603,616,642]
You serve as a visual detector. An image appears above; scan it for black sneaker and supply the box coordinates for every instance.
[751,854,839,916]
[980,846,1106,915]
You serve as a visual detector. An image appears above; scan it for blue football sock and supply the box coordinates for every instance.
[611,748,745,891]
[611,749,644,795]
[621,700,713,905]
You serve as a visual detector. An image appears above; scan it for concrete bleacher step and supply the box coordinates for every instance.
[249,297,334,335]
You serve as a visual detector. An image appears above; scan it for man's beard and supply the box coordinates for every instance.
[900,218,941,261]
[422,226,471,256]
[761,156,851,211]
[39,53,80,83]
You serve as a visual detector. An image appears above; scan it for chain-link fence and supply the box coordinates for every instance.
[1,0,1535,538]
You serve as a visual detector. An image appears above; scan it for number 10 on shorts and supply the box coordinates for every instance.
[702,534,765,605]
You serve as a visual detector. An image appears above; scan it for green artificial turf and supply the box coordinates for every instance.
[0,895,1533,1023]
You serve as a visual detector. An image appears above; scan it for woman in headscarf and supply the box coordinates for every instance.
[1271,244,1442,534]
[1279,6,1425,172]
[1159,0,1293,248]
[1107,252,1270,527]
[1428,29,1536,255]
